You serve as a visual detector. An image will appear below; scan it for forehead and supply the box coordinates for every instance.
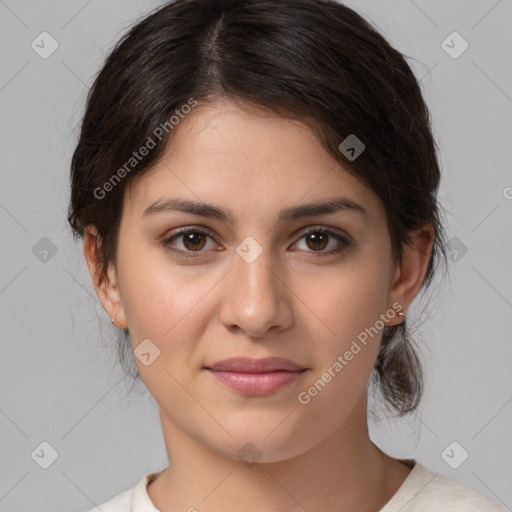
[124,99,384,223]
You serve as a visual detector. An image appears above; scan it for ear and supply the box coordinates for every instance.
[83,226,127,329]
[386,223,434,325]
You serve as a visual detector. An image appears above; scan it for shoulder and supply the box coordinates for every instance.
[82,486,133,512]
[418,470,505,511]
[81,470,162,512]
[382,461,506,512]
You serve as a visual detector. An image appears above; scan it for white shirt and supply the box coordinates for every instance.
[84,459,506,511]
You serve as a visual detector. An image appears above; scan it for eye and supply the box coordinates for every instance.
[162,228,219,258]
[290,227,353,256]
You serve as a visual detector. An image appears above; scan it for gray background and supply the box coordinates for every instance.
[0,0,511,510]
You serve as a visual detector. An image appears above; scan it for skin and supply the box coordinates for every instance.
[84,98,434,512]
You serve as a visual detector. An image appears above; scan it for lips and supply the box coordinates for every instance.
[204,357,307,396]
[205,356,304,373]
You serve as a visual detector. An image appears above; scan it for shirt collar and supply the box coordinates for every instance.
[132,469,165,511]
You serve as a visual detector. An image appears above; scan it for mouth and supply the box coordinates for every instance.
[204,357,308,396]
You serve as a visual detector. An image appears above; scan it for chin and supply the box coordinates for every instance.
[204,422,315,466]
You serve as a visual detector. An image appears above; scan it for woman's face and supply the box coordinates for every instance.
[95,99,419,462]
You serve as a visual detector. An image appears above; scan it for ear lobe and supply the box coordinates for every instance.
[83,226,126,328]
[388,224,434,321]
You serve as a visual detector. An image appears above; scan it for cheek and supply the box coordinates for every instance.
[117,242,189,331]
[116,244,219,370]
[299,252,391,357]
[291,257,391,430]
[293,261,390,432]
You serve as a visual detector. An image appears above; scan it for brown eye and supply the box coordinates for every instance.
[162,228,218,258]
[304,231,329,251]
[292,228,353,256]
[181,231,207,251]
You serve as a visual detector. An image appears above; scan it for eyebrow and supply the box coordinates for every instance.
[142,196,368,223]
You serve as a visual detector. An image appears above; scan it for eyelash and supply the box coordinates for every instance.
[161,226,354,259]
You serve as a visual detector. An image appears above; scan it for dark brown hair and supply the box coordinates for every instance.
[67,0,448,417]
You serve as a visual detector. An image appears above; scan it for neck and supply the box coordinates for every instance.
[148,395,411,512]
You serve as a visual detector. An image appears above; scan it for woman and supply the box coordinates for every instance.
[67,0,505,510]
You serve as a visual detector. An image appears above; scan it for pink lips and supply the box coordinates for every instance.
[205,357,307,396]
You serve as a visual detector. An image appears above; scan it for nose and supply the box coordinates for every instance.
[218,241,293,338]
